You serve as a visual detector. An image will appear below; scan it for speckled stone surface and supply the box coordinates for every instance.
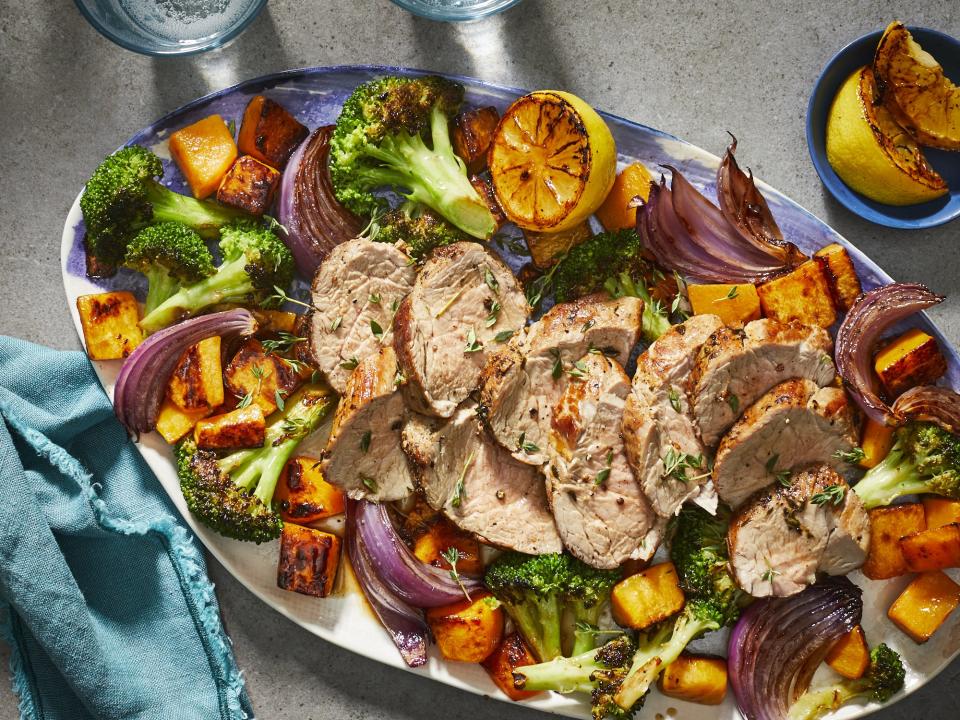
[1,1,958,718]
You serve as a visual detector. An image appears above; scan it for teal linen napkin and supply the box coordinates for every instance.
[0,336,253,720]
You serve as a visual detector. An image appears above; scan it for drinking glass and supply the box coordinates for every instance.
[390,0,522,22]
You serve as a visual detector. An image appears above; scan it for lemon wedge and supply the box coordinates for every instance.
[874,21,960,151]
[826,66,947,206]
[489,91,616,233]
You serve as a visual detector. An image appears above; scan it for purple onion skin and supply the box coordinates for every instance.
[893,385,960,435]
[835,283,945,425]
[346,501,428,667]
[113,309,257,438]
[728,577,863,720]
[278,126,363,278]
[353,500,483,608]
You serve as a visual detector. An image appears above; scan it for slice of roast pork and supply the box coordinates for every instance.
[394,242,529,418]
[306,238,417,394]
[691,319,836,447]
[401,401,562,555]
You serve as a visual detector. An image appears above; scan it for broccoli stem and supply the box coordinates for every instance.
[615,613,716,710]
[139,256,254,333]
[360,107,495,239]
[571,601,605,656]
[143,267,180,315]
[145,181,245,239]
[853,444,927,509]
[788,683,862,720]
[517,646,606,694]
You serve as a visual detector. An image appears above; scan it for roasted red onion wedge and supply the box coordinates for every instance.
[352,499,482,608]
[715,135,806,267]
[893,385,960,434]
[113,309,257,438]
[835,283,945,425]
[278,125,363,277]
[728,577,862,720]
[346,501,428,667]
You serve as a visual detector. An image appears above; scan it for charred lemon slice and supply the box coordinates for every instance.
[826,66,947,206]
[874,21,960,150]
[489,91,616,233]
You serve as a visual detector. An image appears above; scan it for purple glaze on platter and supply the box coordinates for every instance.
[64,64,959,391]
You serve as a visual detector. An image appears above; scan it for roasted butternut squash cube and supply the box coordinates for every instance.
[277,524,341,598]
[657,654,728,706]
[216,155,281,215]
[155,397,211,444]
[596,162,654,231]
[224,338,310,414]
[77,291,143,360]
[862,504,926,580]
[814,243,862,311]
[275,456,345,524]
[194,404,265,450]
[860,418,895,469]
[257,310,298,334]
[481,632,542,701]
[757,260,837,328]
[687,283,762,326]
[524,221,593,270]
[924,497,960,529]
[470,174,507,234]
[413,519,483,575]
[826,625,869,679]
[611,561,685,630]
[237,95,308,169]
[169,114,238,199]
[452,105,500,175]
[888,570,960,643]
[426,591,504,663]
[620,558,651,577]
[900,524,960,573]
[874,328,947,398]
[167,336,224,411]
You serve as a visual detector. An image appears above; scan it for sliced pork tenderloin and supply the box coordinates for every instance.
[479,295,643,466]
[713,378,859,509]
[306,238,417,394]
[320,346,414,501]
[546,353,663,569]
[727,465,870,597]
[692,319,836,447]
[401,401,562,555]
[394,242,528,418]
[622,314,724,518]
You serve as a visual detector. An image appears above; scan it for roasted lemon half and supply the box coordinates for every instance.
[489,91,616,233]
[874,21,960,151]
[826,66,947,206]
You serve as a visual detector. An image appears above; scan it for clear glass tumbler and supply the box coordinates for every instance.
[74,0,267,56]
[390,0,523,22]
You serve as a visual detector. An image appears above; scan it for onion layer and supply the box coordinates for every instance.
[728,577,863,720]
[835,283,945,424]
[353,499,483,608]
[893,385,960,434]
[113,309,257,437]
[278,126,363,278]
[346,501,428,667]
[715,135,806,267]
[637,156,804,283]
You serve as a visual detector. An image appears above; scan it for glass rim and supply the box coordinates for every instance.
[388,0,522,22]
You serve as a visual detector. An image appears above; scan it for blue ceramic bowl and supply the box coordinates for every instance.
[806,26,960,229]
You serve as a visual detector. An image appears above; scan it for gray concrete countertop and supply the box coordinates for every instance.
[1,1,958,718]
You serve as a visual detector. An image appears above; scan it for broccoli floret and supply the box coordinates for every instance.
[788,644,905,720]
[329,76,496,239]
[177,383,333,543]
[367,204,465,260]
[139,221,294,333]
[550,229,673,342]
[80,145,246,265]
[853,421,960,509]
[514,635,638,720]
[123,222,216,314]
[484,552,620,662]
